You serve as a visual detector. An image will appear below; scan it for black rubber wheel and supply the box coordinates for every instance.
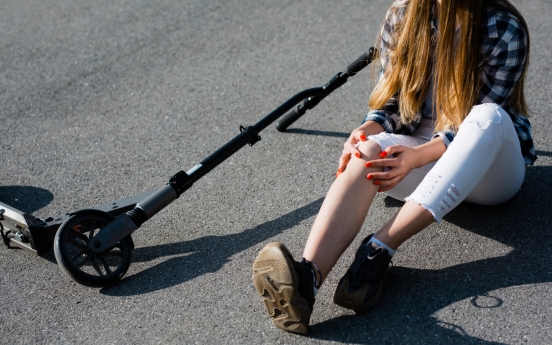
[54,211,133,287]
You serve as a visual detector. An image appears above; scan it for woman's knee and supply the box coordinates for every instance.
[356,139,383,161]
[463,103,513,131]
[341,140,383,177]
[456,103,517,153]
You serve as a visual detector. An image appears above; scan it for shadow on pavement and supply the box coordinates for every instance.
[284,128,349,138]
[100,165,551,344]
[309,165,552,344]
[100,197,324,296]
[535,150,552,157]
[0,185,54,214]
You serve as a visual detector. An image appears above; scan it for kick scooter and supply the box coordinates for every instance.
[1,48,375,287]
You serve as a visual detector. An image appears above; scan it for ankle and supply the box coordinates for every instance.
[369,234,396,256]
[300,258,323,294]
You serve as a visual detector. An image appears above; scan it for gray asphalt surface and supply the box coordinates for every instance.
[1,0,551,344]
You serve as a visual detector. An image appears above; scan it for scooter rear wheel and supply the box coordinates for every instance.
[54,211,133,287]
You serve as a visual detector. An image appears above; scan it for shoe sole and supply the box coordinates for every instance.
[252,243,309,334]
[333,266,389,313]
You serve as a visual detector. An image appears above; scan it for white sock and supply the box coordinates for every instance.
[368,235,396,256]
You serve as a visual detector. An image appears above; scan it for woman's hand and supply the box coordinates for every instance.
[365,137,447,191]
[336,129,368,177]
[335,121,385,177]
[365,145,420,192]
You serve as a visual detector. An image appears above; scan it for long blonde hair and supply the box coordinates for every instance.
[369,0,530,132]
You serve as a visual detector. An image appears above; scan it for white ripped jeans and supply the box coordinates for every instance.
[368,103,526,222]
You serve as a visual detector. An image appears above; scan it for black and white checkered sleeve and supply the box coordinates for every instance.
[478,13,528,106]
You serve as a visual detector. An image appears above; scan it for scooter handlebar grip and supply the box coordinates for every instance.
[277,106,303,132]
[346,48,374,77]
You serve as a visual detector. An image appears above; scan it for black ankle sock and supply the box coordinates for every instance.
[301,258,322,295]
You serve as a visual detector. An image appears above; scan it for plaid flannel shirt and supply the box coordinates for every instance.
[363,0,537,165]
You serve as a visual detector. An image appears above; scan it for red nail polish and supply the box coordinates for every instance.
[355,153,361,158]
[374,181,381,185]
[335,172,340,178]
[360,134,367,141]
[380,151,388,158]
[378,189,383,193]
[367,174,373,180]
[365,162,371,168]
[337,167,343,173]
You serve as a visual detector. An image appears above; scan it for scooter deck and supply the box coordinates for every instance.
[0,190,156,255]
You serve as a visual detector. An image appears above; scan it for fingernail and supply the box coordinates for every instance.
[380,151,387,158]
[360,134,367,141]
[374,181,381,185]
[355,153,361,158]
[335,172,340,178]
[337,167,343,173]
[378,189,383,193]
[367,174,374,180]
[365,162,371,168]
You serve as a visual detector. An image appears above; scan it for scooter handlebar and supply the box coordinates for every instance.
[276,106,303,132]
[346,48,375,77]
[276,48,375,132]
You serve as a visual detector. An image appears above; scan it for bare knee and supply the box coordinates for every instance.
[357,140,382,161]
[342,140,383,176]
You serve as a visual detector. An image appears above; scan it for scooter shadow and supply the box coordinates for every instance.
[284,128,349,139]
[308,165,552,344]
[0,185,54,214]
[99,165,551,344]
[100,197,324,296]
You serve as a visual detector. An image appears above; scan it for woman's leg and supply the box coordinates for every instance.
[252,139,385,334]
[377,103,526,248]
[302,139,384,282]
[370,201,434,249]
[333,104,526,311]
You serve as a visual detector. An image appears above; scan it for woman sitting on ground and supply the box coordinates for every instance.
[252,0,535,335]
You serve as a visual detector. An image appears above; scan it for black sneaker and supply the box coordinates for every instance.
[252,243,316,334]
[333,234,392,312]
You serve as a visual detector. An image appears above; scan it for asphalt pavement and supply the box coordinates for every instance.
[1,0,551,344]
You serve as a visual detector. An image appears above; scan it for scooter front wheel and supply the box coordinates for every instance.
[54,210,133,287]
